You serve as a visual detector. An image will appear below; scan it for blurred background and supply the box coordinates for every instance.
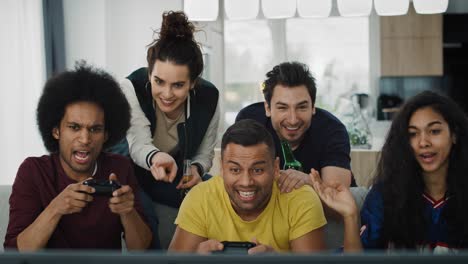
[1,0,467,185]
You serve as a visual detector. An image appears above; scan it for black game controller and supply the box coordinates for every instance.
[215,241,256,254]
[82,179,121,197]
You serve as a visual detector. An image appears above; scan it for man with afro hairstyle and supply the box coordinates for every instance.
[4,63,152,251]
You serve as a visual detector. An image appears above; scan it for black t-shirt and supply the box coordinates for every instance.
[236,102,351,175]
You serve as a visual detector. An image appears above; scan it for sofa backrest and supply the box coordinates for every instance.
[0,185,12,252]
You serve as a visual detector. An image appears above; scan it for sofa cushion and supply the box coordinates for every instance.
[324,186,369,249]
[0,185,12,251]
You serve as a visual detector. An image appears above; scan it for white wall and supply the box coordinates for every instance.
[63,0,183,79]
[0,0,46,185]
[63,0,107,68]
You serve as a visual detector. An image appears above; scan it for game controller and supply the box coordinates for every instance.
[214,241,256,254]
[82,179,121,196]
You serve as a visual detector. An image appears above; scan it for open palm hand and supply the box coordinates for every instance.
[309,169,358,218]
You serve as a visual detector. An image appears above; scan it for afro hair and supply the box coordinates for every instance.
[36,62,130,152]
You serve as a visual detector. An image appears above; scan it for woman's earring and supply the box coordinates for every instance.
[145,81,151,91]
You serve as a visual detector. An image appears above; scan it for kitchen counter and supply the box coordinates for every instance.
[350,120,390,186]
[351,149,380,187]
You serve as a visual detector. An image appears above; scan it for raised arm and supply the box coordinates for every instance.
[309,169,362,252]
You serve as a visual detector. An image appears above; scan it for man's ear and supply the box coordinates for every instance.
[452,134,457,145]
[104,131,109,143]
[52,127,59,140]
[264,101,271,117]
[312,105,316,115]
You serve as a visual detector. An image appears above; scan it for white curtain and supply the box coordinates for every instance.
[0,0,46,185]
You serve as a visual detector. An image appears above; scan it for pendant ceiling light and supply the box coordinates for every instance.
[297,0,332,18]
[413,0,449,14]
[337,0,373,17]
[184,0,219,21]
[374,0,409,16]
[192,0,449,21]
[224,0,259,20]
[261,0,296,19]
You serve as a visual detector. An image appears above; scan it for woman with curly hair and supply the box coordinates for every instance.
[311,91,468,252]
[116,11,219,249]
[4,63,152,250]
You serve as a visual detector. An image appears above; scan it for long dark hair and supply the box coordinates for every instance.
[146,11,203,82]
[374,91,468,248]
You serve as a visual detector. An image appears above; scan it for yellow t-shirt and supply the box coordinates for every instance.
[175,175,326,252]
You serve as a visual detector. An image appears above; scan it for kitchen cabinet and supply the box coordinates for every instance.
[380,5,443,76]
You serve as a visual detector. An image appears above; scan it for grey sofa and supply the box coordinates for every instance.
[0,185,12,252]
[324,186,369,249]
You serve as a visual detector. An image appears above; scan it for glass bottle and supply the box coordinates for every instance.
[280,140,303,171]
[180,159,192,197]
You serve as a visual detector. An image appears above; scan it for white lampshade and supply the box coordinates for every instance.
[337,0,373,17]
[297,0,331,18]
[225,0,259,20]
[374,0,409,16]
[413,0,448,14]
[184,0,219,21]
[262,0,296,19]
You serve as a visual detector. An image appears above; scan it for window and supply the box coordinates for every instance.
[224,20,274,129]
[286,17,369,112]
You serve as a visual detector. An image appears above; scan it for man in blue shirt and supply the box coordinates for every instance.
[236,62,353,191]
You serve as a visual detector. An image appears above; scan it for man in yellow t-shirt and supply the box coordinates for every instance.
[169,119,326,254]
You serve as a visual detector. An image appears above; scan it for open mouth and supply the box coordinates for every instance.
[284,126,300,131]
[74,151,90,164]
[419,152,436,163]
[238,190,256,201]
[160,98,175,107]
[281,122,303,135]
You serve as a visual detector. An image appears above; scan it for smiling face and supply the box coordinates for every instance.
[149,60,193,119]
[221,142,279,221]
[52,101,107,181]
[265,84,315,150]
[408,106,456,180]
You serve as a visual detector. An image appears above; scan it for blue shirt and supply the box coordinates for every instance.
[360,187,452,251]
